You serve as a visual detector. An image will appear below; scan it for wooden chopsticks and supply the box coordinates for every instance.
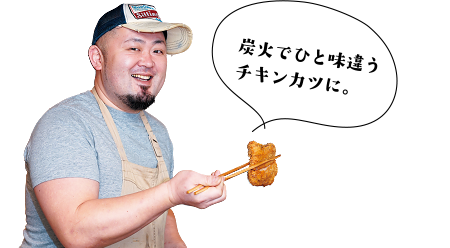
[185,162,248,195]
[186,155,281,195]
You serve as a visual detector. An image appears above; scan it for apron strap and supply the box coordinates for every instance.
[140,111,168,172]
[91,87,128,161]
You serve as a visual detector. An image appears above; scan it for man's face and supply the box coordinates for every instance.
[98,27,167,112]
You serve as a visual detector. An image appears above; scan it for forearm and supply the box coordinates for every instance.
[165,209,186,248]
[36,170,226,248]
[39,180,175,248]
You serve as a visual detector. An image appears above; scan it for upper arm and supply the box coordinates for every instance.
[26,106,102,245]
[25,106,99,188]
[34,177,99,246]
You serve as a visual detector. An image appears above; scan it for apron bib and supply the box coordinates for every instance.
[92,88,170,248]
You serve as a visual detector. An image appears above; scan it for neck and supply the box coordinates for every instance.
[92,72,140,114]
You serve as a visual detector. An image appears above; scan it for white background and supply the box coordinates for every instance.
[0,1,17,247]
[398,0,450,248]
[5,0,450,248]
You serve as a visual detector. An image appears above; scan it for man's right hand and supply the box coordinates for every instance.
[166,170,227,209]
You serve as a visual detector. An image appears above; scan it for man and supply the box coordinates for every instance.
[21,4,226,248]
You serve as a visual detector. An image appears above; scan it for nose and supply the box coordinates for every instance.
[139,52,155,68]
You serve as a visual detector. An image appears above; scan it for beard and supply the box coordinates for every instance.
[115,86,155,111]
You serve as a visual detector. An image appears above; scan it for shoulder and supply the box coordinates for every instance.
[143,111,169,133]
[32,91,100,136]
[45,91,99,121]
[25,91,102,187]
[26,91,99,161]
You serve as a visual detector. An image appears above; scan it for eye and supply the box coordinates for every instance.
[153,49,165,54]
[130,47,139,51]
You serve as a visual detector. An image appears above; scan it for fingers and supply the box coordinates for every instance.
[204,183,227,207]
[212,170,221,176]
[193,179,227,209]
[206,176,226,204]
[171,170,227,209]
[202,173,223,187]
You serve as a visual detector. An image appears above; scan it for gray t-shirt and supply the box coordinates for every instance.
[21,91,174,247]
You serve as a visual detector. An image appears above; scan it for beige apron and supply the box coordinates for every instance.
[92,88,170,248]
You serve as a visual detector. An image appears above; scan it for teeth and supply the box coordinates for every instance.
[132,74,152,80]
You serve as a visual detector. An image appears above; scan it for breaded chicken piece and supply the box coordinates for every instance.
[247,141,278,186]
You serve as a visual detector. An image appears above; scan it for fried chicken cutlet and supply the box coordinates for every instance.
[247,141,278,186]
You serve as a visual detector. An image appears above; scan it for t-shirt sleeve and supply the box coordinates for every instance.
[24,106,99,188]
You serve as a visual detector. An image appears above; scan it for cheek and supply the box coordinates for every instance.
[154,59,167,91]
[107,53,136,72]
[106,56,136,84]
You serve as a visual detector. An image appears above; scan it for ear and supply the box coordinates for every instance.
[88,45,103,71]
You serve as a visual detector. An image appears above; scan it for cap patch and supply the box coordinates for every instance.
[128,4,161,21]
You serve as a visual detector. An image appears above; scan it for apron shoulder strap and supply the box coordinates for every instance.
[140,111,168,170]
[91,87,128,161]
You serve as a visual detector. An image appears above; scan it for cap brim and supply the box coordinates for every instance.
[122,21,192,55]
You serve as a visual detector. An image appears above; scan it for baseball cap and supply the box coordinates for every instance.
[92,4,193,55]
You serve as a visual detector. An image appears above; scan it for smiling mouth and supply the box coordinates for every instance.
[131,74,152,81]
